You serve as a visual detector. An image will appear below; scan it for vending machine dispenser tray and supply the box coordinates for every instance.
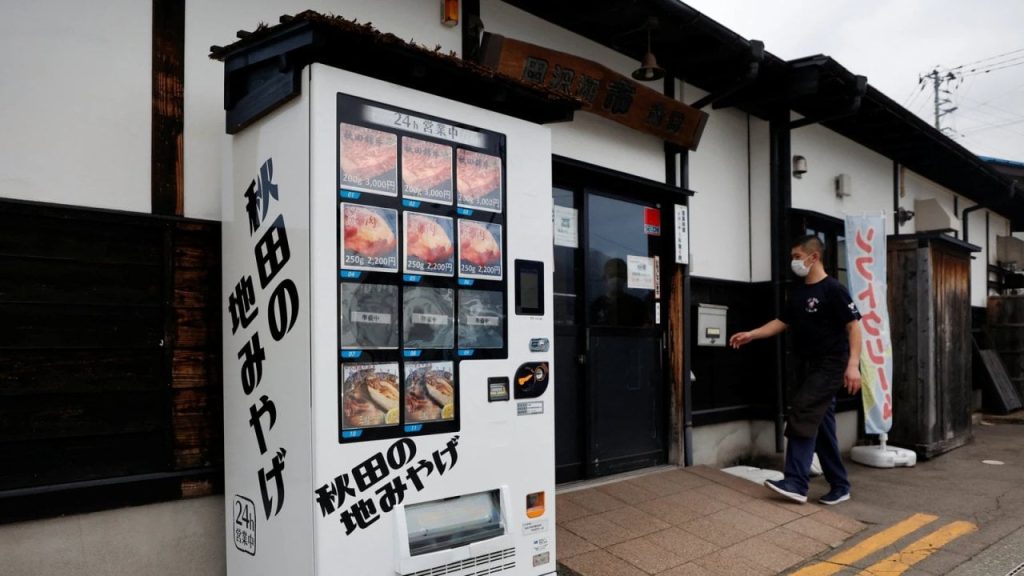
[395,486,513,575]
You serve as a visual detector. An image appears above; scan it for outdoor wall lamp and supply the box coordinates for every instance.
[441,0,459,27]
[631,18,665,82]
[792,155,807,178]
[897,206,915,226]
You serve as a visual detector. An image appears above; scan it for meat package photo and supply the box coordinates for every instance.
[404,212,455,277]
[341,363,401,429]
[401,137,453,205]
[456,149,502,212]
[340,203,399,272]
[339,283,399,349]
[339,123,398,196]
[403,361,455,423]
[458,220,503,280]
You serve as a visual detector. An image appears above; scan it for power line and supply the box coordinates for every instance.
[960,58,1024,78]
[902,81,926,106]
[959,95,1024,124]
[947,47,1024,72]
[961,116,1024,135]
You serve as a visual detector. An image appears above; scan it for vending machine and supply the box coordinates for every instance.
[223,62,556,576]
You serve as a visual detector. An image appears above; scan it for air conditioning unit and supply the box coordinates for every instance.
[997,236,1024,270]
[913,198,958,234]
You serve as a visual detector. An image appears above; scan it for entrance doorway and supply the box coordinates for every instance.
[553,168,670,483]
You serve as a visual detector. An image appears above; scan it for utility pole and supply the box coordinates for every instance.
[922,69,958,132]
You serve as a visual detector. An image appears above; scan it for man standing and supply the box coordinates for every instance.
[729,235,862,505]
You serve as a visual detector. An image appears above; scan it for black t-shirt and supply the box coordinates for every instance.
[780,276,861,358]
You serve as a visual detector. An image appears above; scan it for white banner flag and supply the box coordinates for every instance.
[844,215,893,435]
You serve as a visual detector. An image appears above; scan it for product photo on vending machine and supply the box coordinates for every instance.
[222,59,556,576]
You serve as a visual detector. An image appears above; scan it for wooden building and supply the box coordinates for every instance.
[0,1,1021,573]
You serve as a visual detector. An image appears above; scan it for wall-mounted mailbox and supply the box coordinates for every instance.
[697,304,728,347]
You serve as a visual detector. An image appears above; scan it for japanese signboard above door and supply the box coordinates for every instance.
[479,33,709,151]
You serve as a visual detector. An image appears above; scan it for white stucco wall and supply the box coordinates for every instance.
[0,496,224,576]
[749,118,772,282]
[480,0,665,183]
[0,1,152,213]
[687,88,753,282]
[185,0,463,220]
[790,123,895,233]
[899,169,1011,307]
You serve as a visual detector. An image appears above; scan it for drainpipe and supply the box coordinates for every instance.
[962,204,984,245]
[682,152,693,467]
[769,116,791,453]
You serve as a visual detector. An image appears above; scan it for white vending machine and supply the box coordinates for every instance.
[223,63,556,576]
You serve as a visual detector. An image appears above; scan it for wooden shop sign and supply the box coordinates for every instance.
[479,33,709,151]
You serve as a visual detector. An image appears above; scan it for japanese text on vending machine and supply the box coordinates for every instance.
[314,436,461,535]
[228,158,301,522]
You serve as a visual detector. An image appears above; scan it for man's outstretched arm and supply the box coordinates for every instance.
[729,319,787,349]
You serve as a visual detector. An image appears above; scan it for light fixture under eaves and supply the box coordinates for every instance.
[632,19,665,82]
[441,0,459,27]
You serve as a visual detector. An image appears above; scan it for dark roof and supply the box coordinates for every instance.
[210,11,580,133]
[499,0,1023,226]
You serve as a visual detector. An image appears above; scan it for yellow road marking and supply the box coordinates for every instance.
[857,520,977,575]
[789,513,939,576]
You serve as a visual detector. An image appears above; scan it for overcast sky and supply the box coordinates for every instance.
[684,0,1024,161]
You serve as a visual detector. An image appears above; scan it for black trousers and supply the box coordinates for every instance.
[785,355,847,439]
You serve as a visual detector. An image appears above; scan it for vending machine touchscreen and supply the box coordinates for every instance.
[223,63,555,576]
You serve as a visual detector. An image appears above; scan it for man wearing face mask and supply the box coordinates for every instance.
[729,235,862,505]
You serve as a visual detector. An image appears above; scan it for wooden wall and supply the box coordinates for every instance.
[887,235,973,458]
[0,199,220,521]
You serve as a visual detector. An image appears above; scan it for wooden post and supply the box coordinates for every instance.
[152,0,185,216]
[668,265,685,464]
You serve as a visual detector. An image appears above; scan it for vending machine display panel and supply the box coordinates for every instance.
[336,94,508,444]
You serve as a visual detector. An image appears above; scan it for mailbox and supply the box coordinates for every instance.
[697,304,727,347]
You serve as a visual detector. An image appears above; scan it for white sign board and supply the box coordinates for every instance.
[674,204,689,265]
[552,205,578,248]
[626,255,655,290]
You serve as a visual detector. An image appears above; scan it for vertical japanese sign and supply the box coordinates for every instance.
[674,205,689,265]
[228,157,302,540]
[844,215,892,435]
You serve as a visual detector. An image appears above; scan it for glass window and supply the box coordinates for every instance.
[552,187,578,326]
[586,194,656,327]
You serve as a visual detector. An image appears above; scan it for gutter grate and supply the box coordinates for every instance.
[1006,561,1024,576]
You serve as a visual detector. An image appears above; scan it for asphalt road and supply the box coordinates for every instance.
[792,419,1024,575]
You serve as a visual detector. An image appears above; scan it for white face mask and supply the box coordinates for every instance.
[791,257,811,277]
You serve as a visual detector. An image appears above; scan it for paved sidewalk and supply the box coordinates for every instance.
[556,466,865,576]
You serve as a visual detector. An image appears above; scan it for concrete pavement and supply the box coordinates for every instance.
[555,466,866,576]
[556,418,1024,575]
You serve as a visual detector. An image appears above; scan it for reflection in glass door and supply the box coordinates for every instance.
[553,185,667,482]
